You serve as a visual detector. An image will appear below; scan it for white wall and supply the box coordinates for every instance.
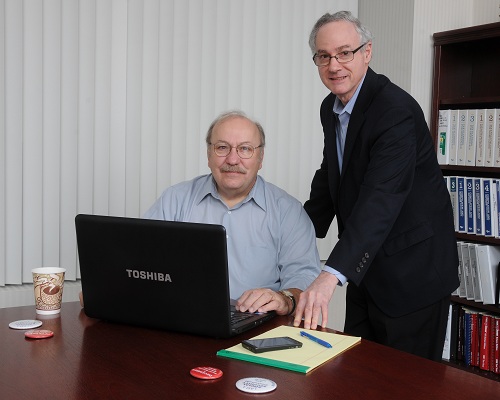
[1,0,353,293]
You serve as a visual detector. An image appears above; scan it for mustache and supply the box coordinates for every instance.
[220,165,246,174]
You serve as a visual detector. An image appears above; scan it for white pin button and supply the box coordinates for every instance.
[235,377,277,394]
[9,320,43,330]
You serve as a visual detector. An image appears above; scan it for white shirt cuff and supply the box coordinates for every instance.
[322,265,347,286]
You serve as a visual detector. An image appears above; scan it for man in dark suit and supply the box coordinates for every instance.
[293,11,459,361]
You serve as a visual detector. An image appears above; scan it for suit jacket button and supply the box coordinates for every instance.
[356,267,361,273]
[365,253,369,258]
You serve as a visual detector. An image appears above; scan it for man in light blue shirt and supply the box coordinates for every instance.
[145,110,321,316]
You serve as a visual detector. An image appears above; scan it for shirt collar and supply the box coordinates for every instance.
[196,174,266,211]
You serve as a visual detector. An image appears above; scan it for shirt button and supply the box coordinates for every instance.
[228,211,231,214]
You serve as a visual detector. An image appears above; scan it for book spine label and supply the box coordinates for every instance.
[457,177,466,232]
[466,178,475,234]
[449,110,459,165]
[466,109,477,166]
[437,109,450,165]
[457,110,467,165]
[483,179,493,237]
[475,178,483,235]
[476,109,486,166]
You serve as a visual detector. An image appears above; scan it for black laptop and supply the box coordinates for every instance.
[75,214,274,338]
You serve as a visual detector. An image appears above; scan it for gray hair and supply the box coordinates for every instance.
[205,110,266,147]
[308,11,374,54]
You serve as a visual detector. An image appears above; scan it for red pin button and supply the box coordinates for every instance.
[24,329,54,339]
[190,366,223,380]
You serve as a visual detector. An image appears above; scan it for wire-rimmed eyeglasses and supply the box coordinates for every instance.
[210,142,263,159]
[312,43,367,66]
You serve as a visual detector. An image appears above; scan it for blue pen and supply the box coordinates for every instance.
[300,330,332,348]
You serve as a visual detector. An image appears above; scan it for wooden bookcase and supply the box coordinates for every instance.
[430,22,500,380]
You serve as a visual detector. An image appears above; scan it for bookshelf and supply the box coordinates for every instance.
[430,22,500,380]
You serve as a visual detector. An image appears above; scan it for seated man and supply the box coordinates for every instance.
[144,110,321,316]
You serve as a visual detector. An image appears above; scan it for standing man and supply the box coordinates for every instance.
[294,11,459,361]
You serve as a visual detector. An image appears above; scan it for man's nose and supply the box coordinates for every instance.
[225,147,240,164]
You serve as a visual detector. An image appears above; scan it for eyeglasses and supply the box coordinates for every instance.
[210,142,263,159]
[312,43,367,66]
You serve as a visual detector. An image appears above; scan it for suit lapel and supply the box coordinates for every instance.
[340,68,379,179]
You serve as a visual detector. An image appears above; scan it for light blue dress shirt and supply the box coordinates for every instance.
[323,74,366,285]
[144,174,321,299]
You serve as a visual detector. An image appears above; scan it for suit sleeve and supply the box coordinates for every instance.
[304,148,336,238]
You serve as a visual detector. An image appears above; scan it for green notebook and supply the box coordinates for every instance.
[217,325,361,374]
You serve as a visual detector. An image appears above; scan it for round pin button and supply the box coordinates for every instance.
[8,320,43,330]
[25,329,54,339]
[235,377,277,394]
[190,366,223,380]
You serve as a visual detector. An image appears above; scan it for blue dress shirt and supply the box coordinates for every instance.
[144,174,321,299]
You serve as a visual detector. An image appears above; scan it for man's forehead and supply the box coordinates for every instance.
[212,117,259,140]
[316,21,359,50]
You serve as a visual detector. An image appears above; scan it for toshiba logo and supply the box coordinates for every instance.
[125,269,172,282]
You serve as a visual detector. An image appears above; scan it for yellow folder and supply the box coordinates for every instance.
[217,325,361,374]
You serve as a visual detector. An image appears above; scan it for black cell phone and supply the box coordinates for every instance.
[241,336,303,353]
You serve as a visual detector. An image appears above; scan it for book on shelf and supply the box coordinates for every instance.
[457,109,468,165]
[497,180,500,239]
[445,305,500,375]
[457,177,466,233]
[492,179,499,238]
[449,110,459,165]
[465,109,477,166]
[475,177,484,236]
[494,317,500,374]
[468,243,483,302]
[449,303,460,361]
[463,309,479,367]
[460,242,474,300]
[491,109,499,167]
[483,178,494,237]
[480,313,492,371]
[476,245,500,305]
[476,109,486,167]
[435,108,499,168]
[457,306,466,362]
[465,177,475,235]
[456,242,466,298]
[437,109,451,165]
[442,304,452,361]
[449,176,458,231]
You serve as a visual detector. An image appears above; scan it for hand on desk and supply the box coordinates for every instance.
[293,271,338,329]
[235,288,300,316]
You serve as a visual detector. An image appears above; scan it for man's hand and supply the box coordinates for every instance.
[236,288,298,315]
[293,271,338,329]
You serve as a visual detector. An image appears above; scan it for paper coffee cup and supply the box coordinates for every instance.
[32,267,66,315]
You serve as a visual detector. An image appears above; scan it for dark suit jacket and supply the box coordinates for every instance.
[305,67,459,317]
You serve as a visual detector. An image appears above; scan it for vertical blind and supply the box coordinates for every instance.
[0,0,351,286]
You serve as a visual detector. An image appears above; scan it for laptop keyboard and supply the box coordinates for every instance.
[230,311,253,325]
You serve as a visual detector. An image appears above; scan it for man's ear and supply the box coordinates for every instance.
[364,42,372,63]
